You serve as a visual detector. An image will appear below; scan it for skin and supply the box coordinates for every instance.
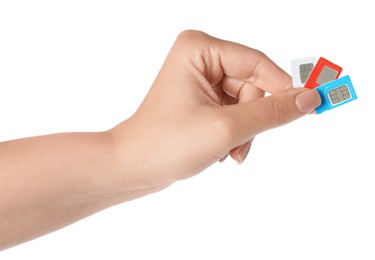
[0,30,321,250]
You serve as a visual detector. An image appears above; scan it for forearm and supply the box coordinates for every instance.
[0,127,169,250]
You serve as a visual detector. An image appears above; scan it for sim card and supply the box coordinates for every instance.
[315,75,357,114]
[304,57,342,89]
[291,57,316,87]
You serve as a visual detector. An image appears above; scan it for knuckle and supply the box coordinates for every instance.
[176,30,206,42]
[270,99,288,125]
[253,49,267,59]
[174,30,210,52]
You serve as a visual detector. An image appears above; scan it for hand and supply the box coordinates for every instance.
[111,30,321,187]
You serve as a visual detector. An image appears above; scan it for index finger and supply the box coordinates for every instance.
[213,36,292,94]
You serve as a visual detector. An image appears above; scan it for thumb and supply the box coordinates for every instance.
[223,88,321,148]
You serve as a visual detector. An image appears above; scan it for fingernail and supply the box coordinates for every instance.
[295,89,322,113]
[236,141,252,164]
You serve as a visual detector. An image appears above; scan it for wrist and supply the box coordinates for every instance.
[108,117,175,191]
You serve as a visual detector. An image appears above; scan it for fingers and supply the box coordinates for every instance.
[172,30,291,96]
[229,138,254,164]
[221,76,265,103]
[220,88,321,149]
[213,36,292,94]
[219,77,263,163]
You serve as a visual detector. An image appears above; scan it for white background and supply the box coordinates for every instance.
[1,1,374,259]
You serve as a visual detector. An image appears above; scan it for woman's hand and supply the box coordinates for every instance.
[111,30,321,188]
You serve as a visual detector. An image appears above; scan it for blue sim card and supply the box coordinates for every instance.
[315,75,357,114]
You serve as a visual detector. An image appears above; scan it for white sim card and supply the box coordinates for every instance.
[291,57,316,87]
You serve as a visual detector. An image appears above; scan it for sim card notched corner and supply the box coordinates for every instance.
[315,75,357,114]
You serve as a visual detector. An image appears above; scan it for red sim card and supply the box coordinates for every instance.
[304,57,342,89]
